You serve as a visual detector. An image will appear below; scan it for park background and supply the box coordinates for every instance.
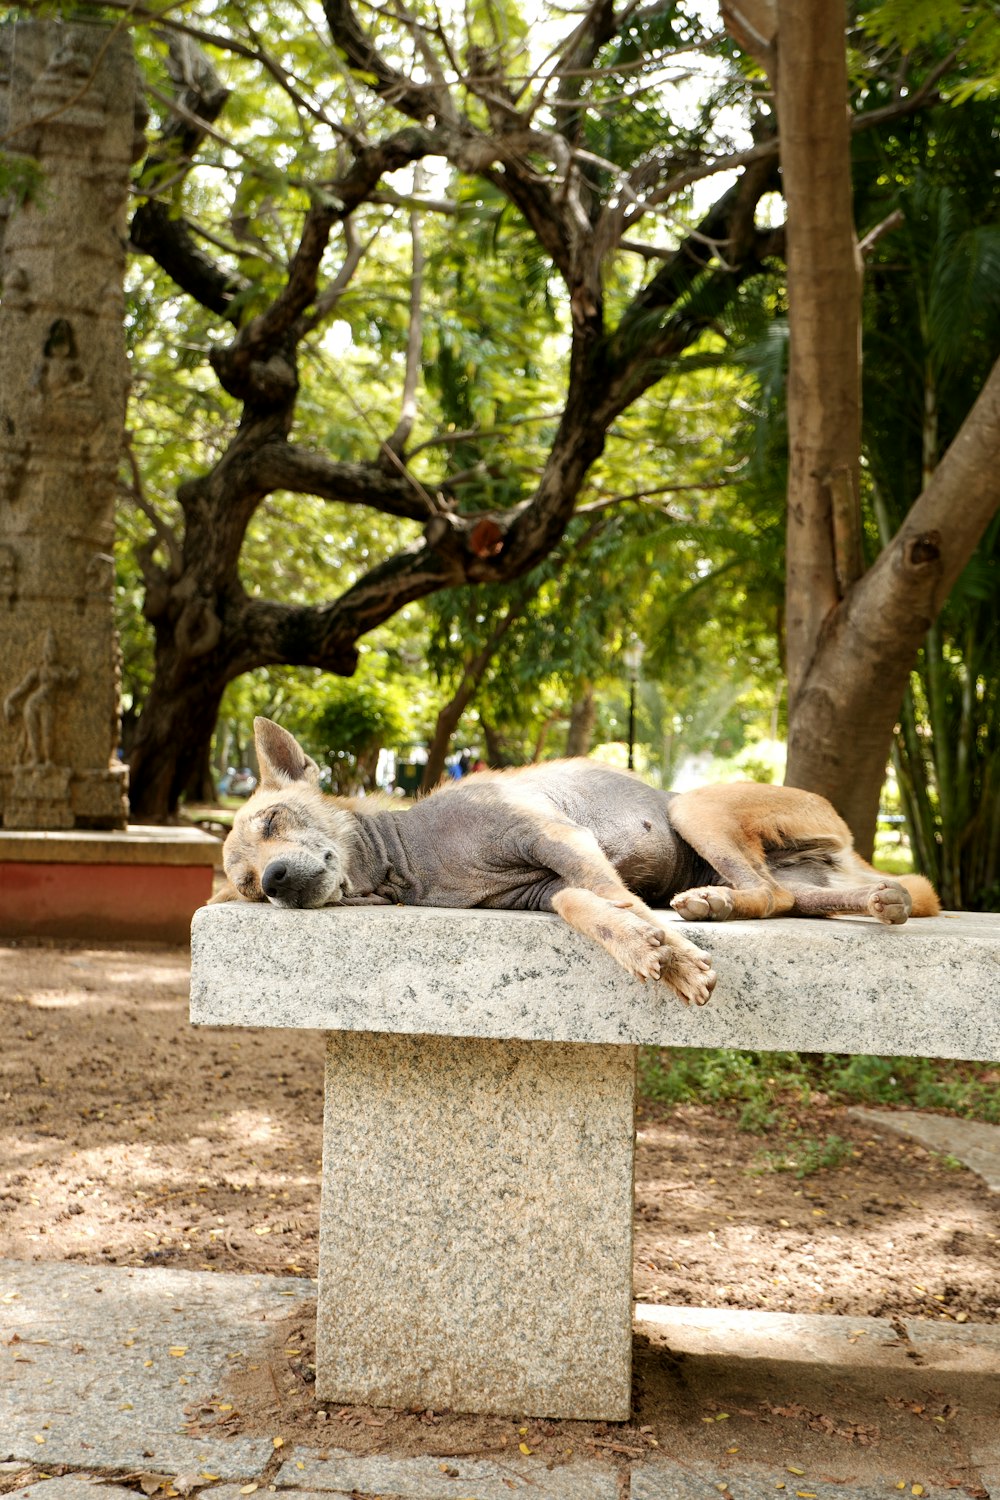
[3,0,1000,1486]
[3,0,985,910]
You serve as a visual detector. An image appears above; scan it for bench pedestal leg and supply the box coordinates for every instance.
[316,1031,636,1420]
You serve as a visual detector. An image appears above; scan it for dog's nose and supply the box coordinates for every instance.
[262,860,292,899]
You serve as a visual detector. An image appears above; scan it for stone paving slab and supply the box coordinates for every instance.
[0,1260,311,1478]
[634,1302,1000,1372]
[271,1450,620,1497]
[4,1481,133,1499]
[849,1107,1000,1191]
[630,1460,907,1499]
[6,1263,1000,1498]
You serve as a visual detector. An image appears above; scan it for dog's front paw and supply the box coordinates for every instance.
[866,882,910,925]
[670,886,734,922]
[609,908,672,981]
[659,935,717,1006]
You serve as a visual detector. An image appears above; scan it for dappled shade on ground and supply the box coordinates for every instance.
[1,940,997,1325]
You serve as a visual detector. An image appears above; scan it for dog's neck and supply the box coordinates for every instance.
[341,805,428,903]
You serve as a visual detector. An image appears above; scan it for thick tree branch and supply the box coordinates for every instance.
[864,354,1000,619]
[211,127,438,402]
[130,206,246,318]
[323,0,441,121]
[785,356,1000,848]
[252,442,435,522]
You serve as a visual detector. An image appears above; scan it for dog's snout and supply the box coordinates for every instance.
[262,860,292,899]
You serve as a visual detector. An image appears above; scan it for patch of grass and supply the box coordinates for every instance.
[638,1047,810,1125]
[871,827,915,876]
[871,847,915,876]
[752,1132,854,1179]
[639,1048,1000,1125]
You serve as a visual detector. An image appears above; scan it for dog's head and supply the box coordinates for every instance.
[215,717,356,908]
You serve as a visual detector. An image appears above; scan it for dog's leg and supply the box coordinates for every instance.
[667,783,846,923]
[550,886,717,1005]
[788,881,911,924]
[514,813,716,1004]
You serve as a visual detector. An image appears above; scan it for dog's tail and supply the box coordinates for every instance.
[898,874,941,917]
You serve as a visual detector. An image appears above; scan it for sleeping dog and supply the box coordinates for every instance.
[215,717,940,1007]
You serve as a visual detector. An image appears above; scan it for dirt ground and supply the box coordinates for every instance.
[3,937,1000,1492]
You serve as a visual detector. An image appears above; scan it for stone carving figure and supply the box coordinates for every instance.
[28,317,97,441]
[0,544,16,606]
[3,628,78,767]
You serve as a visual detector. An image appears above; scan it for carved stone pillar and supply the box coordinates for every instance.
[0,20,143,829]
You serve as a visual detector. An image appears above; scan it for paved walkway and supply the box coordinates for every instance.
[4,1257,1000,1500]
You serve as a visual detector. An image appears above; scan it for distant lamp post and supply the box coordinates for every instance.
[623,635,645,771]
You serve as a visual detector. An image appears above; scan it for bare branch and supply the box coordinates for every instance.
[131,34,246,316]
[407,412,566,458]
[122,434,184,579]
[297,218,373,336]
[384,164,427,458]
[56,0,357,140]
[576,478,742,514]
[859,207,905,258]
[323,0,443,121]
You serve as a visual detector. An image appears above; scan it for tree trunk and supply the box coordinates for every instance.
[772,1,1000,856]
[532,713,563,763]
[126,650,231,820]
[181,741,217,805]
[565,684,596,757]
[481,717,515,768]
[420,589,535,792]
[774,0,862,717]
[784,356,1000,851]
[421,694,470,793]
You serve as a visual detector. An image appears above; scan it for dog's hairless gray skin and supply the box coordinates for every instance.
[337,764,715,912]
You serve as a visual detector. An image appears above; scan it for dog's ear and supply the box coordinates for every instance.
[253,716,322,789]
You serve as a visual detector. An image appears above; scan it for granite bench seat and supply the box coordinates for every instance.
[189,905,1000,1422]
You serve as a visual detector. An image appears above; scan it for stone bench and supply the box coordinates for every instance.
[189,905,1000,1422]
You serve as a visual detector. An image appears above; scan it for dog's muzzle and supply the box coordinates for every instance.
[261,856,341,907]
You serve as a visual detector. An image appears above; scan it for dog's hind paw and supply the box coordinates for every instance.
[670,886,734,922]
[866,882,910,925]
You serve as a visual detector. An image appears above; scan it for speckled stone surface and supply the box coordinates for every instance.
[316,1032,636,1419]
[189,903,1000,1422]
[190,906,1000,1060]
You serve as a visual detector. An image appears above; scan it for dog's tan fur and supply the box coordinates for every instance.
[215,718,940,1008]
